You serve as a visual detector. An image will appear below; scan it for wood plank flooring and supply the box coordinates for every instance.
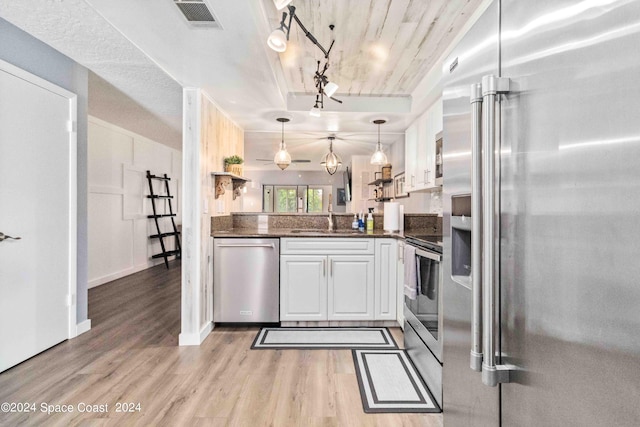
[0,262,442,426]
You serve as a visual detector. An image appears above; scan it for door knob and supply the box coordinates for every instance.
[0,232,21,242]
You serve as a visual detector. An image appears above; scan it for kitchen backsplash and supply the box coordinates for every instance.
[212,213,441,233]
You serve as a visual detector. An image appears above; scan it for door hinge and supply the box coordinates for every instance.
[67,294,76,307]
[67,120,77,133]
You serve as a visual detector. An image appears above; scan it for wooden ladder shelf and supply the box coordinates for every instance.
[146,171,181,269]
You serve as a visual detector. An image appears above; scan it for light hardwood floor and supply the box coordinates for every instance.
[0,262,443,426]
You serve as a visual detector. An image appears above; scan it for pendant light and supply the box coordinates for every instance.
[370,119,388,165]
[321,136,342,175]
[274,117,292,170]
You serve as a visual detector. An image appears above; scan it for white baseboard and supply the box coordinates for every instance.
[88,259,170,288]
[178,322,212,346]
[76,319,92,336]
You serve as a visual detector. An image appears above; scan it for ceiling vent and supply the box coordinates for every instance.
[174,0,221,28]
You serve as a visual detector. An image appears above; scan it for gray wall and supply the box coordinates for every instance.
[0,18,89,322]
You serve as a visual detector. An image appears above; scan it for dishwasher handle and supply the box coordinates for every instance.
[216,243,275,249]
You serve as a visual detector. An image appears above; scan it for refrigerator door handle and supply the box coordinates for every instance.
[470,83,484,373]
[481,75,515,387]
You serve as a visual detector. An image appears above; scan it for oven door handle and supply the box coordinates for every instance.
[414,248,441,262]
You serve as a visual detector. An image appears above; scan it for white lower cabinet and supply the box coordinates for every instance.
[328,255,375,320]
[280,238,397,322]
[396,241,406,329]
[280,255,327,321]
[374,239,398,320]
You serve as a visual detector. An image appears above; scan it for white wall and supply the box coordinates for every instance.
[88,116,182,288]
[243,170,348,213]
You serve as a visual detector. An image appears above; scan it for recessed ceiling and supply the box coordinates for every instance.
[270,0,483,96]
[0,0,485,160]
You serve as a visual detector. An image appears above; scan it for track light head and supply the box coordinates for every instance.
[267,28,288,52]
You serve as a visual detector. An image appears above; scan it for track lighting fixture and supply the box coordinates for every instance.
[274,117,292,170]
[321,136,342,175]
[370,119,388,165]
[267,4,341,115]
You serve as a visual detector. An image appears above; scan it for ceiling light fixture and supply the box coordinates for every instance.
[272,0,292,11]
[321,136,342,175]
[267,5,342,115]
[370,119,389,165]
[274,117,292,170]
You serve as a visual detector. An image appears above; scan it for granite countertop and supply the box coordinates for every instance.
[211,228,407,239]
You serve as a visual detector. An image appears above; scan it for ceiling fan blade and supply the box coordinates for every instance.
[291,159,311,163]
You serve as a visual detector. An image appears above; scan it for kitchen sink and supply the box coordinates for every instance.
[290,229,361,235]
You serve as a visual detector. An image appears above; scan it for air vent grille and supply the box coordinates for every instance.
[174,1,220,27]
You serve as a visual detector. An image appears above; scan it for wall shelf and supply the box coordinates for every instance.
[368,178,393,186]
[212,172,251,200]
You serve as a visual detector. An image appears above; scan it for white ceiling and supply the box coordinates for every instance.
[0,0,485,167]
[0,0,183,149]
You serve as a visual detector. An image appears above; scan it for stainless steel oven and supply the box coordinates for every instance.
[404,235,443,407]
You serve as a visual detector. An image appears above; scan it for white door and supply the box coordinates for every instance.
[0,61,76,373]
[280,255,327,321]
[328,255,374,320]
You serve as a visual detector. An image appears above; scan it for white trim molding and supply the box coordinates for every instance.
[179,322,212,346]
[76,319,92,336]
[180,88,204,346]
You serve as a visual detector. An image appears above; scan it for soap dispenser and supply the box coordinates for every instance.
[366,208,374,232]
[352,214,359,230]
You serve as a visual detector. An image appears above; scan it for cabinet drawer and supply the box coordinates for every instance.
[281,238,374,255]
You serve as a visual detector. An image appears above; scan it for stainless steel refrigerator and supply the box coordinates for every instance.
[442,0,640,425]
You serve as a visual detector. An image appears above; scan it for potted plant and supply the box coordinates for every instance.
[224,155,244,176]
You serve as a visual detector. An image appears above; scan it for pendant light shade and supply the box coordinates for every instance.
[370,119,388,165]
[267,28,288,52]
[321,136,342,175]
[274,118,291,170]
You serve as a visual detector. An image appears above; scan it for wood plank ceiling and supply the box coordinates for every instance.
[270,0,484,96]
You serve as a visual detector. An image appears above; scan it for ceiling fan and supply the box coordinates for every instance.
[255,158,311,166]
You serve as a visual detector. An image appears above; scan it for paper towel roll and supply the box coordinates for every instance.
[384,202,400,232]
[399,204,405,232]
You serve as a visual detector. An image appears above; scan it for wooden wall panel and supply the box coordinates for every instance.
[199,93,245,328]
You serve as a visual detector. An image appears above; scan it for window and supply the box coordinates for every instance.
[275,187,298,213]
[306,188,323,213]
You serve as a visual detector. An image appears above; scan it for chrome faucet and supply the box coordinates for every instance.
[328,211,334,231]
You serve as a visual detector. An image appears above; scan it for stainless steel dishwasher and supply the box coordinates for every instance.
[213,238,280,323]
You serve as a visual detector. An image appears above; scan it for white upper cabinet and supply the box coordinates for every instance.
[405,97,443,192]
[404,123,418,192]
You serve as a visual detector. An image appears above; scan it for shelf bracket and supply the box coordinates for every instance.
[215,175,232,199]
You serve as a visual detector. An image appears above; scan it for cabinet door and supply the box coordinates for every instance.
[415,112,429,189]
[280,255,327,321]
[425,97,443,188]
[404,123,418,191]
[327,255,374,320]
[397,241,406,329]
[374,239,397,320]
